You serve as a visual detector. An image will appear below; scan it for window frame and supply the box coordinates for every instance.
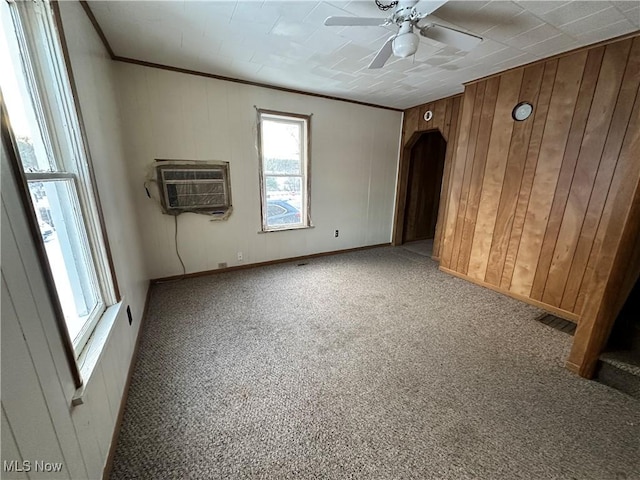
[257,109,312,232]
[2,0,119,370]
[2,98,84,389]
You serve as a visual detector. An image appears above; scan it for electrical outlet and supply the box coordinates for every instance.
[237,252,243,261]
[127,305,133,326]
[334,229,339,238]
[218,262,227,269]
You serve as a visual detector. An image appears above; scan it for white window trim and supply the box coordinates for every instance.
[5,0,117,365]
[72,301,124,406]
[258,110,312,233]
[12,1,116,306]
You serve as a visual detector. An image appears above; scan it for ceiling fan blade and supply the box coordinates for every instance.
[413,0,449,16]
[324,16,387,27]
[368,36,395,69]
[420,23,482,51]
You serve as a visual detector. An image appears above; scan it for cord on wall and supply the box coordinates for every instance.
[174,214,186,276]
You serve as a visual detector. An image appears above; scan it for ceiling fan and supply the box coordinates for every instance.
[324,0,482,69]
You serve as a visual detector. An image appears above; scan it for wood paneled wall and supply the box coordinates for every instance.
[393,94,463,259]
[439,34,640,322]
[568,172,640,376]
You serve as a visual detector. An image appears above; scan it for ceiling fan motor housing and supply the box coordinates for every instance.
[323,0,482,69]
[392,21,419,58]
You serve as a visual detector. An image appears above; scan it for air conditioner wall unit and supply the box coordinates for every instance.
[156,162,232,217]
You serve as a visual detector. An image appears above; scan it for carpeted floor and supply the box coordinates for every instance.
[111,246,640,480]
[401,239,433,257]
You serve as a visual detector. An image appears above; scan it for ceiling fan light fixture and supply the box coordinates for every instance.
[392,31,419,58]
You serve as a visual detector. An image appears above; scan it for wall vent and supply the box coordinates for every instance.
[536,314,576,335]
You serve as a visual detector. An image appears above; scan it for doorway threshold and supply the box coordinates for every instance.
[401,239,433,258]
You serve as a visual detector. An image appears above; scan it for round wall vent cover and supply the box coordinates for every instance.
[512,102,533,121]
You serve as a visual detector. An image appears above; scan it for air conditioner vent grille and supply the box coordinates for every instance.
[163,169,224,181]
[156,163,232,216]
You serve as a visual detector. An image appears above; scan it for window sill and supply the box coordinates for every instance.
[71,301,124,406]
[258,225,315,234]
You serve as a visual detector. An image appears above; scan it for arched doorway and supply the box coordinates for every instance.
[401,130,447,248]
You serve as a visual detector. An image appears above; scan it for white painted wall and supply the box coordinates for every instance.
[116,63,402,279]
[1,2,401,476]
[1,1,148,479]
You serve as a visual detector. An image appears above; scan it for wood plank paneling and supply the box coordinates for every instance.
[566,37,640,313]
[569,181,640,376]
[433,99,447,134]
[529,47,605,300]
[542,40,632,306]
[442,90,475,267]
[483,64,544,286]
[574,83,640,315]
[468,70,524,281]
[393,94,463,254]
[432,102,451,258]
[1,408,28,480]
[433,95,462,259]
[1,202,88,479]
[457,77,501,274]
[510,51,588,298]
[451,83,486,270]
[438,33,640,331]
[0,279,68,478]
[404,107,420,138]
[568,91,640,375]
[500,60,558,290]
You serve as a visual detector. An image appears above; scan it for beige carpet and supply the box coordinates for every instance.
[401,239,433,257]
[111,246,640,480]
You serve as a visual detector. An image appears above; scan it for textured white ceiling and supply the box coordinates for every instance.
[87,0,640,109]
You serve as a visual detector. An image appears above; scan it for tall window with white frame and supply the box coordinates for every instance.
[258,111,311,232]
[0,0,116,358]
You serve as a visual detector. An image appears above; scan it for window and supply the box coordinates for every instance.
[258,111,311,231]
[156,162,232,216]
[1,1,116,357]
